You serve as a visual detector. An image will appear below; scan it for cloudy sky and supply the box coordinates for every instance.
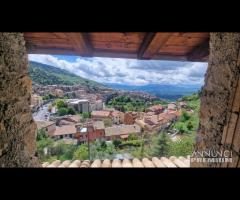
[28,54,208,86]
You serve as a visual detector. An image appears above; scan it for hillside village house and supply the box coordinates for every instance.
[75,121,105,143]
[55,115,81,126]
[52,125,76,140]
[105,124,141,140]
[135,111,180,132]
[147,105,164,114]
[123,112,138,125]
[53,89,64,98]
[66,99,90,113]
[168,103,177,111]
[91,110,111,120]
[36,121,56,137]
[110,111,124,124]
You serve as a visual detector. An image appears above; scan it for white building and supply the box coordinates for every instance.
[66,99,90,113]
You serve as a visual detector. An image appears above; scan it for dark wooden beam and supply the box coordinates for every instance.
[187,38,209,62]
[142,32,173,59]
[137,32,156,59]
[81,32,94,55]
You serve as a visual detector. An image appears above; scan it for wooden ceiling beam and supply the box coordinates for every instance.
[187,38,209,62]
[141,32,173,59]
[137,32,156,59]
[65,32,93,56]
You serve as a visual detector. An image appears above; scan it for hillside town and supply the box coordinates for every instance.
[32,85,191,145]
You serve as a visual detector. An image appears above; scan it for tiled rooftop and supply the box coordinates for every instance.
[105,124,141,137]
[42,156,190,168]
[54,125,76,136]
[36,120,55,129]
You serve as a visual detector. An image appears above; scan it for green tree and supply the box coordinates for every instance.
[187,121,193,130]
[68,107,76,115]
[51,141,77,161]
[100,140,107,149]
[73,144,89,160]
[89,140,116,160]
[58,107,68,116]
[113,139,122,148]
[177,124,185,134]
[82,112,90,118]
[128,133,138,141]
[36,129,48,141]
[152,132,170,157]
[36,130,54,160]
[180,111,191,122]
[168,136,194,157]
[55,99,66,109]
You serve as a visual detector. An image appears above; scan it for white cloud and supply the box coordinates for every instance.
[28,54,208,86]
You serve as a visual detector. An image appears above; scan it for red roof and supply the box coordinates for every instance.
[148,105,163,111]
[91,111,111,118]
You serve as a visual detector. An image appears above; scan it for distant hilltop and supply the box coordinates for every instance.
[105,83,202,101]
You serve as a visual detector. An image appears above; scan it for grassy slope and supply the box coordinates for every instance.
[29,61,104,88]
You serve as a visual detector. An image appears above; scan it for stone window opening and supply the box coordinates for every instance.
[0,32,240,167]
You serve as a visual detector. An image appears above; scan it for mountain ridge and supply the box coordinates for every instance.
[29,61,105,89]
[105,83,202,101]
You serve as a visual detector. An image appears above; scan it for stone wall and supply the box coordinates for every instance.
[0,33,40,167]
[192,33,240,167]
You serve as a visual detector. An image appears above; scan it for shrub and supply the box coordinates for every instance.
[180,111,191,122]
[67,107,76,115]
[128,133,138,141]
[82,112,91,119]
[73,144,89,160]
[55,99,66,109]
[113,139,122,148]
[168,136,194,157]
[187,121,193,130]
[122,140,142,147]
[58,107,68,116]
[151,132,170,157]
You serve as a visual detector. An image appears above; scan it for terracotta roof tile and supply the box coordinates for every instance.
[42,156,190,168]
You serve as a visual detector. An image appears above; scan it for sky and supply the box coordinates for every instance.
[28,54,208,86]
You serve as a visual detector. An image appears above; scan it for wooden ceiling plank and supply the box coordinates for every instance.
[153,54,188,61]
[142,32,173,59]
[89,32,145,43]
[92,50,137,59]
[65,32,93,56]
